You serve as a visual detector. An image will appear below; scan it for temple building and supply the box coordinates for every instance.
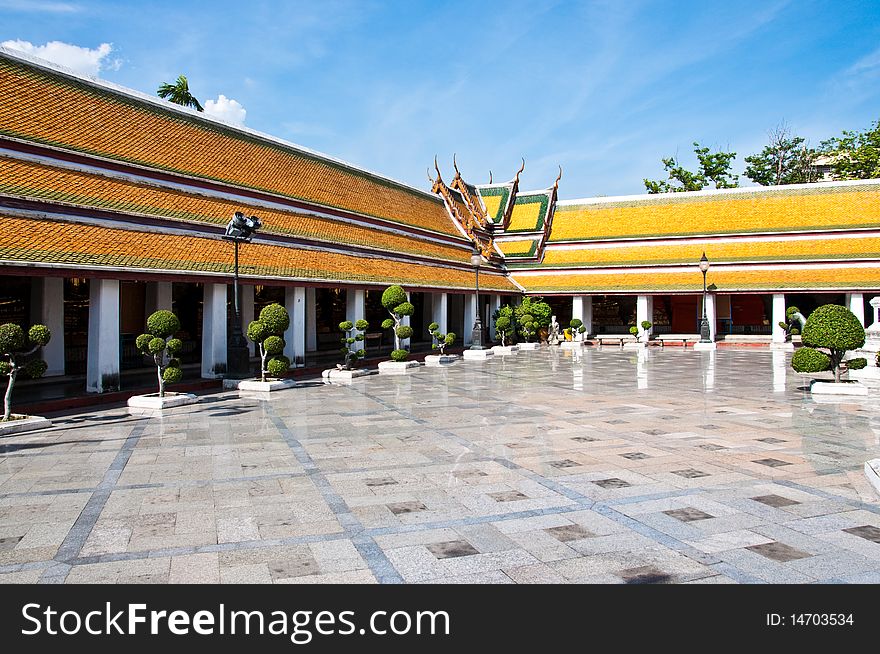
[1,47,879,393]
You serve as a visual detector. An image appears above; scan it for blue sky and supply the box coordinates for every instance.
[2,0,879,198]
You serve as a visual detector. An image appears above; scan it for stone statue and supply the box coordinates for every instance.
[548,315,562,346]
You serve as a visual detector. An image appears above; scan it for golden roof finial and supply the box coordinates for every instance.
[453,153,461,179]
[434,155,443,182]
[514,158,525,184]
[489,170,493,184]
[553,165,563,191]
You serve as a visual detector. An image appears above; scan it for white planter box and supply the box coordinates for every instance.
[491,345,518,355]
[0,414,51,436]
[424,354,458,366]
[865,459,880,498]
[810,380,868,396]
[518,342,540,350]
[623,341,647,349]
[848,366,880,381]
[463,348,495,360]
[693,342,717,351]
[560,341,582,350]
[236,378,297,392]
[322,368,371,381]
[378,360,420,374]
[127,392,199,416]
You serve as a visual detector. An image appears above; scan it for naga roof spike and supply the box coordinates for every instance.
[453,153,460,178]
[514,157,525,183]
[427,167,434,183]
[489,170,493,184]
[434,155,442,181]
[554,165,563,190]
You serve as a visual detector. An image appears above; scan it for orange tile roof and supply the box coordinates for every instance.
[0,55,457,237]
[0,214,518,291]
[0,156,471,263]
[512,266,880,293]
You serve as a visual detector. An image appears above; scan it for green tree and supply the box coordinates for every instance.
[380,285,414,362]
[428,322,455,355]
[135,310,184,397]
[645,142,738,193]
[339,319,368,370]
[1,323,51,421]
[515,297,551,329]
[820,118,880,180]
[246,303,290,382]
[744,124,818,186]
[791,304,866,383]
[157,75,204,112]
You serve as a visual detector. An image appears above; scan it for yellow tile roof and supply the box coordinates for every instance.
[540,235,880,267]
[0,156,471,263]
[552,185,880,241]
[496,239,538,257]
[0,214,518,291]
[0,55,458,237]
[513,266,880,293]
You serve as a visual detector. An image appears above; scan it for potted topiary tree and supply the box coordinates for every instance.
[791,304,868,396]
[238,303,296,393]
[0,322,52,434]
[425,322,457,366]
[516,297,551,344]
[491,305,518,355]
[517,312,539,350]
[561,318,586,350]
[378,285,419,374]
[127,310,199,413]
[324,319,372,381]
[624,321,652,348]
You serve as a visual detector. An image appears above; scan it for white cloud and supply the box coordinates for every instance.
[0,39,118,77]
[203,94,247,126]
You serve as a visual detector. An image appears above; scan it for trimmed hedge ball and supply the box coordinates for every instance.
[381,318,395,330]
[162,366,183,384]
[263,335,285,355]
[355,334,365,342]
[259,303,290,334]
[496,316,511,330]
[267,355,290,376]
[247,320,270,343]
[802,304,866,352]
[396,325,414,340]
[792,347,831,373]
[339,320,354,331]
[394,302,415,317]
[148,337,167,355]
[428,322,439,332]
[381,285,407,310]
[848,357,868,370]
[355,319,369,331]
[135,333,154,351]
[785,306,801,319]
[28,324,51,347]
[146,310,180,339]
[0,361,10,376]
[0,324,25,353]
[629,326,638,336]
[22,359,48,379]
[166,338,183,355]
[390,348,409,362]
[641,321,652,331]
[570,318,583,329]
[445,333,456,345]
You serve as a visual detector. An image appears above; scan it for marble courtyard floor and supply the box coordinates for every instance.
[2,347,880,584]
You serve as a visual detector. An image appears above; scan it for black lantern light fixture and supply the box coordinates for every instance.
[223,211,262,378]
[470,246,484,349]
[698,252,711,343]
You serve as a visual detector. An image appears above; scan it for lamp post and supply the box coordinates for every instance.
[470,246,484,349]
[223,211,262,378]
[699,252,711,343]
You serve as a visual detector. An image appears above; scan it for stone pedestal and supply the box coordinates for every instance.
[492,345,518,355]
[322,368,370,383]
[810,380,868,396]
[693,342,717,351]
[0,415,51,436]
[463,349,494,360]
[623,341,647,349]
[518,342,539,350]
[127,392,199,416]
[424,354,458,366]
[235,379,297,392]
[560,341,582,350]
[378,360,420,374]
[770,342,795,351]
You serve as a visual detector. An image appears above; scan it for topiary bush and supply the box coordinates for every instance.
[515,297,552,339]
[428,322,455,355]
[779,305,806,342]
[380,285,414,361]
[1,322,51,421]
[791,304,866,382]
[339,318,369,370]
[491,304,516,347]
[518,313,537,342]
[570,318,586,342]
[135,310,183,398]
[246,303,290,382]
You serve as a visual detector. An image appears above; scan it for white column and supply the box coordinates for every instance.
[400,291,412,350]
[463,293,476,346]
[847,293,865,326]
[489,295,502,340]
[145,281,172,315]
[636,294,653,338]
[201,283,227,379]
[346,289,366,346]
[572,295,593,339]
[30,277,65,376]
[241,284,255,356]
[771,293,786,343]
[284,286,306,367]
[306,287,317,351]
[86,279,120,393]
[705,293,717,341]
[432,292,448,335]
